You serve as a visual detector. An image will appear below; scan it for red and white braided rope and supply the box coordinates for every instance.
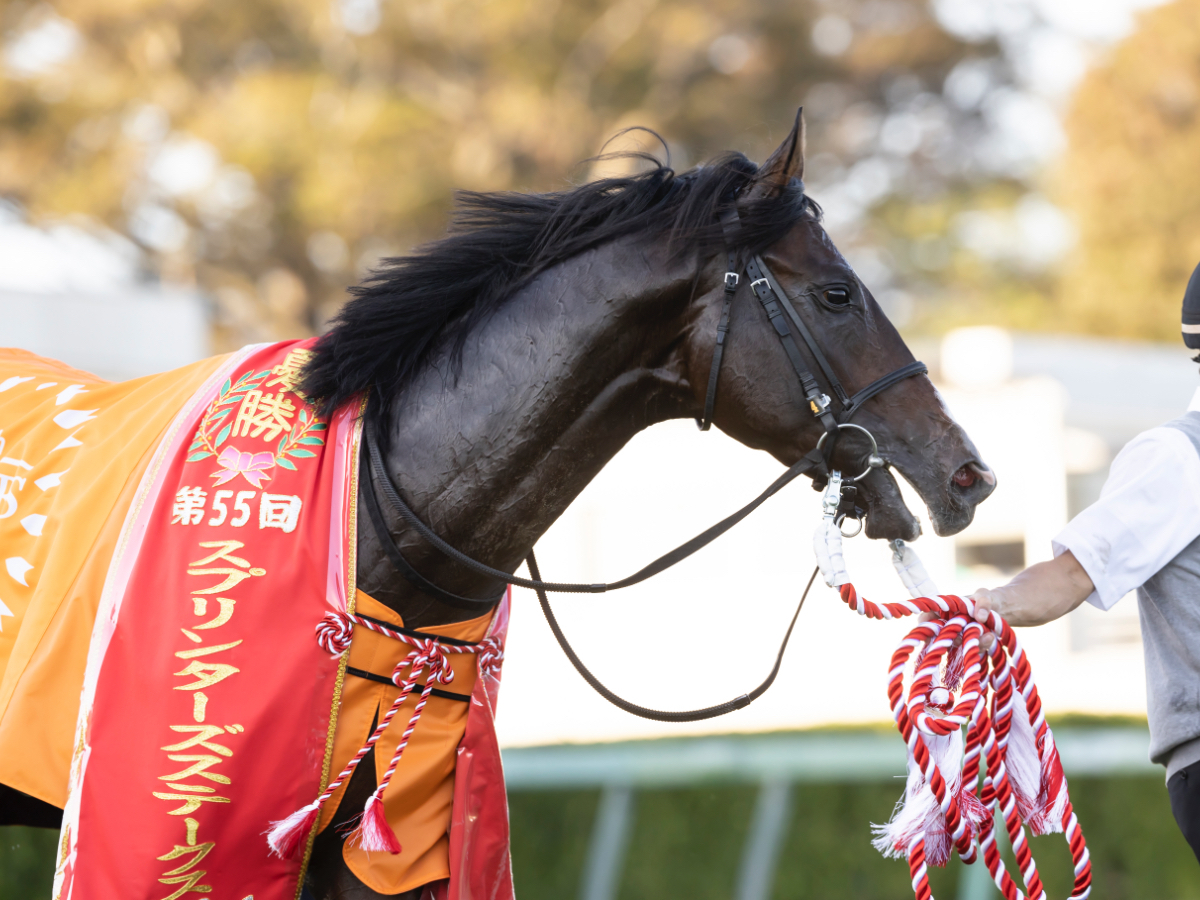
[267,611,503,858]
[841,584,1091,900]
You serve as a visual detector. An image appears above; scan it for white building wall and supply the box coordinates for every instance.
[0,289,210,380]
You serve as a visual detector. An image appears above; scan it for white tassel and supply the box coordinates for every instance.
[1032,731,1069,836]
[1005,691,1068,835]
[873,732,964,867]
[266,800,321,859]
[873,750,937,861]
[813,518,849,587]
[351,794,403,854]
[891,540,939,599]
[1003,688,1056,832]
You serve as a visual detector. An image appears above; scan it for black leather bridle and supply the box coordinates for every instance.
[697,209,928,438]
[361,205,929,722]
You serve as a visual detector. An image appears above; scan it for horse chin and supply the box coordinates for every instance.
[857,467,921,542]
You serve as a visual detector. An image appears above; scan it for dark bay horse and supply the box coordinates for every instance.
[2,112,995,898]
[297,113,994,898]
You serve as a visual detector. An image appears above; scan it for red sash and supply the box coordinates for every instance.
[57,340,359,900]
[55,338,514,900]
[443,593,514,900]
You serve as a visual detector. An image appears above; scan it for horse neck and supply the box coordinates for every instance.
[363,236,702,621]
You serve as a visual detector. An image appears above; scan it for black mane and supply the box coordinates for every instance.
[300,147,820,428]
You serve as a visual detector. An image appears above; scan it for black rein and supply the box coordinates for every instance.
[363,428,823,722]
[359,228,929,722]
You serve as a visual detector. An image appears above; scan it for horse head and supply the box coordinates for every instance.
[690,112,994,540]
[305,108,995,607]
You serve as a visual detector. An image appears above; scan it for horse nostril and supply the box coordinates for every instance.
[952,465,976,488]
[968,461,996,486]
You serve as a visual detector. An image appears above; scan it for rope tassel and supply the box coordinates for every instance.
[266,611,503,860]
[349,671,443,853]
[840,584,1091,899]
[266,801,321,859]
[819,527,1091,900]
[354,795,403,854]
[873,731,987,868]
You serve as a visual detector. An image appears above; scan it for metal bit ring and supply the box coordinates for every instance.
[816,423,886,483]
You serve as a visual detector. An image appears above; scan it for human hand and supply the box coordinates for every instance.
[970,588,1000,652]
[916,591,999,650]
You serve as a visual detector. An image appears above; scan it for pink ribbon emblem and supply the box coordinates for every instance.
[212,446,276,487]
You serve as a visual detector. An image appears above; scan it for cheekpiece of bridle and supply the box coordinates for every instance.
[694,205,926,532]
[361,194,928,722]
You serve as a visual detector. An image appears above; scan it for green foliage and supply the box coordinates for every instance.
[508,789,601,899]
[1060,775,1200,899]
[0,827,56,900]
[772,781,919,899]
[0,0,998,348]
[620,786,755,900]
[508,774,1199,900]
[869,183,1061,334]
[4,771,1195,898]
[1056,0,1200,341]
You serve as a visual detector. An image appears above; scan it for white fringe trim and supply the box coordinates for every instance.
[873,732,960,866]
[890,541,939,600]
[813,518,849,587]
[1005,689,1067,835]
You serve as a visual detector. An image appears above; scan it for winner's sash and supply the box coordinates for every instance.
[56,340,360,900]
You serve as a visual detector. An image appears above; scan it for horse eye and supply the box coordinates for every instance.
[823,287,851,307]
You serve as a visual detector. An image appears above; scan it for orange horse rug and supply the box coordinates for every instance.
[0,342,513,900]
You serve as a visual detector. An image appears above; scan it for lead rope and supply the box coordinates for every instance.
[266,611,503,858]
[815,485,1092,900]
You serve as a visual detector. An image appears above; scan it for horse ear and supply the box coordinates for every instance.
[753,108,805,195]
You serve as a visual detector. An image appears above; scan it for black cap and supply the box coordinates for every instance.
[1184,261,1200,350]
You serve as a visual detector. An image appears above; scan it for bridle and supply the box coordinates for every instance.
[361,201,929,722]
[697,209,927,446]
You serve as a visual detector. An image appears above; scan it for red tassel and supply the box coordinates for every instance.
[943,642,966,693]
[957,786,988,842]
[1028,737,1068,836]
[266,802,320,859]
[351,795,402,854]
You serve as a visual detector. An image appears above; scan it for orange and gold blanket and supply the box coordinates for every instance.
[0,342,513,900]
[0,347,232,805]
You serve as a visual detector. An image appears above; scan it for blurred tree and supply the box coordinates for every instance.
[1056,0,1200,342]
[0,0,1009,350]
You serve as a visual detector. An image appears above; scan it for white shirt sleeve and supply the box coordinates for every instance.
[1053,426,1200,610]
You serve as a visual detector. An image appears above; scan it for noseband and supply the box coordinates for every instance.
[361,203,930,722]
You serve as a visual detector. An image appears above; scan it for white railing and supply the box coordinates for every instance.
[502,727,1156,900]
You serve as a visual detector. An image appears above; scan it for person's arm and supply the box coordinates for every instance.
[975,424,1200,628]
[972,550,1095,627]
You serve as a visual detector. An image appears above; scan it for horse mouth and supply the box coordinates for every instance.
[857,459,996,541]
[857,466,921,541]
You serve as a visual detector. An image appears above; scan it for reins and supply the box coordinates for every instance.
[530,552,820,722]
[364,429,823,599]
[359,207,930,722]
